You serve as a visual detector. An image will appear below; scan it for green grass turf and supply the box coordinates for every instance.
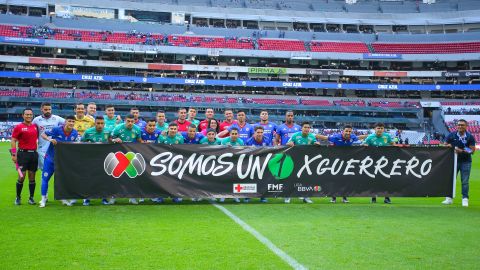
[0,142,479,269]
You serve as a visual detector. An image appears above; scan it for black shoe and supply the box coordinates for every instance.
[384,197,391,204]
[15,197,21,205]
[28,197,35,205]
[342,197,349,203]
[371,197,377,203]
[330,197,336,203]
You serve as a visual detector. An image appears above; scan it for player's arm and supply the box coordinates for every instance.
[286,136,294,147]
[10,136,18,162]
[41,131,57,145]
[217,129,229,137]
[315,134,328,141]
[275,132,282,146]
[358,134,368,140]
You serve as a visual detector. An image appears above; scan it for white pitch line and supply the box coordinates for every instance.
[212,203,308,270]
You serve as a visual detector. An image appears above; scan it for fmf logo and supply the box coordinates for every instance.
[233,183,257,194]
[267,184,284,192]
[104,152,146,178]
[295,183,321,192]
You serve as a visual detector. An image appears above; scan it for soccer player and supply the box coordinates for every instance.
[201,119,219,136]
[87,102,97,118]
[104,104,121,132]
[200,129,221,145]
[255,110,277,145]
[130,107,147,129]
[187,107,200,127]
[219,110,254,144]
[198,108,215,131]
[275,110,301,146]
[286,122,318,204]
[173,108,191,132]
[156,110,169,132]
[182,124,204,144]
[246,126,271,146]
[364,122,395,204]
[442,119,476,207]
[221,127,244,146]
[39,116,78,208]
[157,123,184,145]
[74,103,94,137]
[110,114,143,205]
[81,116,110,206]
[32,102,64,170]
[11,108,39,205]
[219,109,236,137]
[316,125,368,203]
[141,119,162,143]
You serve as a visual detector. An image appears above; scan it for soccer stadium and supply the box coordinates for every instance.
[0,0,479,269]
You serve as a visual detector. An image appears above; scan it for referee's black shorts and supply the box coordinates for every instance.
[17,150,38,172]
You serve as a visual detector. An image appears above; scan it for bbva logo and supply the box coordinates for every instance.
[104,152,146,178]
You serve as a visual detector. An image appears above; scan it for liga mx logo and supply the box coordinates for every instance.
[104,152,146,178]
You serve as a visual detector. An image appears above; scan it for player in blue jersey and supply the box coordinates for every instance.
[39,116,78,208]
[254,110,277,145]
[141,119,162,143]
[182,124,204,144]
[219,110,254,144]
[245,126,270,203]
[130,107,147,129]
[316,125,368,203]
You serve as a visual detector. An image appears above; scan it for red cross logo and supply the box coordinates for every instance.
[235,184,243,193]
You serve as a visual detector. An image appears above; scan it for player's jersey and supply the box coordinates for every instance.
[156,122,169,132]
[288,132,317,145]
[181,132,204,144]
[254,122,277,144]
[220,120,236,132]
[246,136,271,147]
[134,119,147,129]
[222,137,244,146]
[141,128,162,143]
[45,126,78,159]
[365,133,392,146]
[276,123,301,145]
[328,133,358,146]
[173,120,191,132]
[81,127,110,143]
[32,115,65,151]
[157,134,184,144]
[200,137,221,145]
[111,123,142,143]
[188,119,200,127]
[228,122,254,144]
[74,115,94,136]
[104,115,119,132]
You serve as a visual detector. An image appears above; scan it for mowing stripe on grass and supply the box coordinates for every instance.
[213,203,307,270]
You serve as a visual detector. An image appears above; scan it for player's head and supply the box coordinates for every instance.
[207,119,219,133]
[342,125,353,139]
[187,124,197,138]
[229,127,239,141]
[260,110,269,122]
[124,114,135,129]
[74,103,85,117]
[130,107,140,120]
[177,108,187,120]
[236,110,246,123]
[40,102,52,118]
[65,115,75,130]
[168,122,178,137]
[188,107,197,119]
[94,116,105,131]
[156,110,166,124]
[22,108,34,123]
[87,102,97,116]
[224,109,233,121]
[301,122,311,135]
[254,125,264,141]
[374,122,385,136]
[206,128,216,141]
[146,119,156,133]
[105,105,115,117]
[457,119,468,133]
[205,108,214,119]
[285,110,294,124]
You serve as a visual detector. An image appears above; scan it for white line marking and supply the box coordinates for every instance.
[213,203,308,270]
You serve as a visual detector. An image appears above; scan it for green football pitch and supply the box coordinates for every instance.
[0,142,479,269]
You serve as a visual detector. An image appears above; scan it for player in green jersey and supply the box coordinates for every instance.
[221,127,244,146]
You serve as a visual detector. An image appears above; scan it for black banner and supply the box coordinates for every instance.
[54,144,454,199]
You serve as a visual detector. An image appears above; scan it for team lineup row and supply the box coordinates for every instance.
[9,102,476,207]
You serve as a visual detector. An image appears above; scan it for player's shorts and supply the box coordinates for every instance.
[17,150,38,172]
